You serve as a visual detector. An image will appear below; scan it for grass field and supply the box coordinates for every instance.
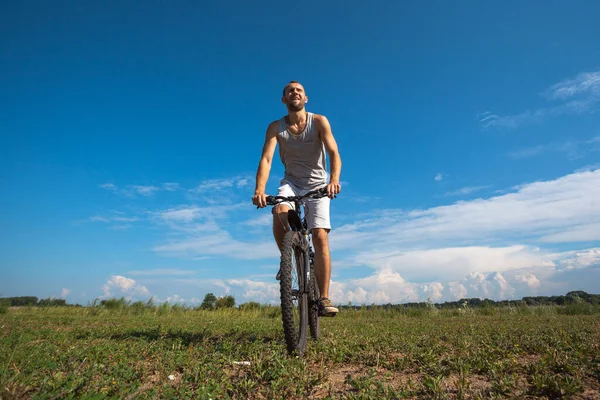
[1,303,599,399]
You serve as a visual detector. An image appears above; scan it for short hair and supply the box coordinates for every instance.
[283,81,301,96]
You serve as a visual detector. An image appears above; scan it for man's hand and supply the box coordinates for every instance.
[252,192,268,208]
[326,182,341,198]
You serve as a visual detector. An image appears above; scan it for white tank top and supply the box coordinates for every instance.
[277,112,328,190]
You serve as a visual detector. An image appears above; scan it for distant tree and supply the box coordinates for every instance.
[0,297,38,306]
[239,301,261,311]
[200,293,217,310]
[215,295,236,309]
[38,298,67,307]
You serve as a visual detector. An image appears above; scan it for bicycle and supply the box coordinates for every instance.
[261,186,336,356]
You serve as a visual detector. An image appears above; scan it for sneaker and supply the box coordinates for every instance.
[318,297,339,317]
[276,268,281,280]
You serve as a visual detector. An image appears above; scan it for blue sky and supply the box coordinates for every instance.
[2,1,599,305]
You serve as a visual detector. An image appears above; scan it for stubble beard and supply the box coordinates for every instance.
[287,101,304,112]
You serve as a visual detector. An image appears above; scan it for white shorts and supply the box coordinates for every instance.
[273,181,331,231]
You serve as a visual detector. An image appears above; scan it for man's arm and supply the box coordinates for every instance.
[252,121,278,207]
[315,115,342,197]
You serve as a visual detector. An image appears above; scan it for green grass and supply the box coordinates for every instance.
[1,305,599,399]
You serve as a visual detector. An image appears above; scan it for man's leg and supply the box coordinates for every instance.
[312,228,331,298]
[272,183,296,279]
[272,204,291,252]
[306,194,338,315]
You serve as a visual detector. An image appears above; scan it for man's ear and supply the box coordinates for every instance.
[305,96,309,103]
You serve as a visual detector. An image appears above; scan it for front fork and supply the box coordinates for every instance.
[303,235,314,292]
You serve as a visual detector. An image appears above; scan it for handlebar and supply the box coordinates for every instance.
[264,186,334,206]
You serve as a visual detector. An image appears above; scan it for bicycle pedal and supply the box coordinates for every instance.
[318,310,337,317]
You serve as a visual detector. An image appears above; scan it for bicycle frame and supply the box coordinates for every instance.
[285,199,313,295]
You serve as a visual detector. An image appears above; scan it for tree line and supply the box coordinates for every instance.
[340,291,600,310]
[0,296,78,307]
[2,290,598,309]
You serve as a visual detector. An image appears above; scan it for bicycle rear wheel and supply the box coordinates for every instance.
[279,231,308,355]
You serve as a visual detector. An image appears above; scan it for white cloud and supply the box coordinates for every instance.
[508,136,600,160]
[99,183,117,191]
[544,71,600,100]
[166,294,186,303]
[515,273,541,289]
[84,213,138,229]
[448,282,467,299]
[540,223,600,243]
[99,182,181,196]
[236,179,249,188]
[228,279,280,304]
[82,213,138,232]
[157,207,203,223]
[330,168,600,251]
[329,268,420,305]
[508,145,548,159]
[89,215,110,223]
[109,224,132,230]
[152,229,277,260]
[481,70,600,129]
[348,245,553,283]
[444,185,490,197]
[479,109,548,129]
[421,282,445,301]
[434,173,443,181]
[192,178,235,193]
[101,275,149,299]
[242,213,273,227]
[60,288,71,298]
[132,185,160,196]
[190,176,253,193]
[154,204,244,223]
[554,248,600,271]
[162,182,180,191]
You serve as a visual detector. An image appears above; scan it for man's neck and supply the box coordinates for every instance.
[286,109,307,125]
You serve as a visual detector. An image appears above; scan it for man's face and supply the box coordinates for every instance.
[282,83,307,112]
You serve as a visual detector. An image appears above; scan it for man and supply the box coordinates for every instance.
[252,81,342,316]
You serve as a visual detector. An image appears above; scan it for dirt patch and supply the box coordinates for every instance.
[124,370,162,400]
[310,363,424,398]
[573,377,600,400]
[310,364,363,398]
[442,373,492,393]
[514,354,542,367]
[224,362,252,380]
[328,365,363,388]
[2,382,34,400]
[574,388,600,400]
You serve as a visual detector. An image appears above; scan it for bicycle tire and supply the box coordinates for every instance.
[279,231,308,356]
[308,263,320,340]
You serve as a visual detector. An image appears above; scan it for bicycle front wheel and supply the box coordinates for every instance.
[279,231,308,356]
[309,263,320,340]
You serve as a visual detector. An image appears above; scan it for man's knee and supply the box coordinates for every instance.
[273,204,291,231]
[312,228,330,244]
